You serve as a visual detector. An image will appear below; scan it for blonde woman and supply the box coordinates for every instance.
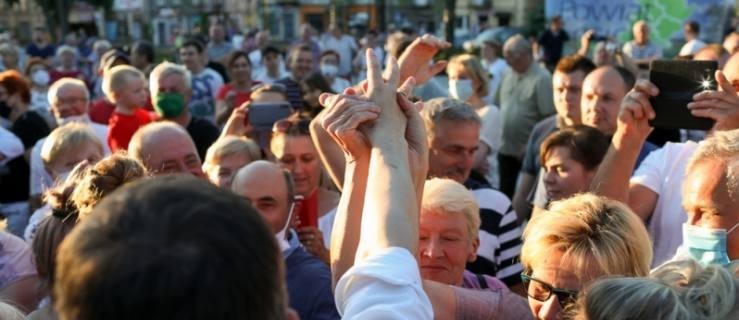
[24,122,104,241]
[446,54,502,188]
[203,136,262,188]
[520,193,653,319]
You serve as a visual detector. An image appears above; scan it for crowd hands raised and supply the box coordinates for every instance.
[1,18,739,320]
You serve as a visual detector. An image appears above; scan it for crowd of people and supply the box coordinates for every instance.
[1,14,739,320]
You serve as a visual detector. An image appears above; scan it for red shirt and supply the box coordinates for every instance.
[107,108,152,152]
[90,96,154,125]
[89,98,115,125]
[216,83,257,109]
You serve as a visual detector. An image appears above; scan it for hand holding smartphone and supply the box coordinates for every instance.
[648,60,717,130]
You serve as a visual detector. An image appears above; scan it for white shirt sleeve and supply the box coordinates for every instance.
[335,247,433,320]
[0,126,23,166]
[630,144,667,193]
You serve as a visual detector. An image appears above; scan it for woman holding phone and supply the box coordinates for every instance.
[270,114,339,264]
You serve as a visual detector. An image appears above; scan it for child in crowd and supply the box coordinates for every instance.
[104,65,151,152]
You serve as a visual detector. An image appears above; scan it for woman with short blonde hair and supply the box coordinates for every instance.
[520,193,653,319]
[203,136,262,188]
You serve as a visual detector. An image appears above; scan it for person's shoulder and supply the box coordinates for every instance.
[286,247,331,274]
[532,115,558,134]
[469,186,512,214]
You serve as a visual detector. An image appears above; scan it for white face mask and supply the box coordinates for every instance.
[57,114,90,126]
[275,201,295,252]
[31,70,50,86]
[320,64,338,78]
[449,79,475,101]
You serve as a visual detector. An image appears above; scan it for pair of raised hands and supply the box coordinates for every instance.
[317,48,429,181]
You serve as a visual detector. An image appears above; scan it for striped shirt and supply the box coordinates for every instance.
[464,179,524,286]
[276,77,305,111]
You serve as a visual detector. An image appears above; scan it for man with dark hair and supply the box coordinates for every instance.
[255,46,288,84]
[679,21,706,57]
[231,161,340,320]
[130,41,155,77]
[528,65,656,216]
[277,44,314,110]
[535,16,570,71]
[179,39,224,123]
[54,175,298,320]
[513,54,596,220]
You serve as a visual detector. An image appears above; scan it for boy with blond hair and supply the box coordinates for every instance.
[105,65,151,151]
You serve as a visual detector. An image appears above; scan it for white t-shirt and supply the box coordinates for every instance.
[631,141,698,267]
[321,35,358,77]
[477,105,503,189]
[679,39,707,57]
[24,204,51,242]
[334,247,433,319]
[330,77,352,94]
[318,208,337,249]
[29,120,109,196]
[483,58,509,105]
[0,126,23,166]
[189,68,224,123]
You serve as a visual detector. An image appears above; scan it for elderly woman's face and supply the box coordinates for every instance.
[272,135,321,197]
[206,153,252,189]
[418,210,478,286]
[526,251,601,320]
[46,141,103,180]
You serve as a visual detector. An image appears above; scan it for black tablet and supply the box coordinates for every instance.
[648,60,717,130]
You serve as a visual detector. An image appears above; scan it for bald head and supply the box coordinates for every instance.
[581,66,633,135]
[232,160,292,234]
[128,122,204,177]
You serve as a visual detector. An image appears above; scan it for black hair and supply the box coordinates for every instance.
[180,38,205,53]
[131,41,154,63]
[54,175,286,320]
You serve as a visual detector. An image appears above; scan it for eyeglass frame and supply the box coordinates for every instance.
[520,273,579,307]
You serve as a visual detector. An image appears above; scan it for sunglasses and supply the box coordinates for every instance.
[272,118,311,134]
[520,273,579,308]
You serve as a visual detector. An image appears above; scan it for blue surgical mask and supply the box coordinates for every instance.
[449,79,475,102]
[682,222,739,266]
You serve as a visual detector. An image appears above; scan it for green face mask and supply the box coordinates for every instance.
[154,92,186,118]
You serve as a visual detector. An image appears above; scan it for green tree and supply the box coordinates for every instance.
[5,0,112,40]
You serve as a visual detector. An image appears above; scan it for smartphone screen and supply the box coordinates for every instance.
[648,60,717,130]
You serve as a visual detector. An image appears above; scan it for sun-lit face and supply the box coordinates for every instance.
[552,70,586,126]
[542,146,596,201]
[526,251,602,320]
[581,68,628,136]
[271,135,321,197]
[418,211,478,286]
[46,141,103,180]
[206,153,253,188]
[427,120,480,184]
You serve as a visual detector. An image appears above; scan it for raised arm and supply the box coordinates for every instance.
[589,80,658,219]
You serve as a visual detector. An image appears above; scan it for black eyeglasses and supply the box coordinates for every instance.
[520,273,579,308]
